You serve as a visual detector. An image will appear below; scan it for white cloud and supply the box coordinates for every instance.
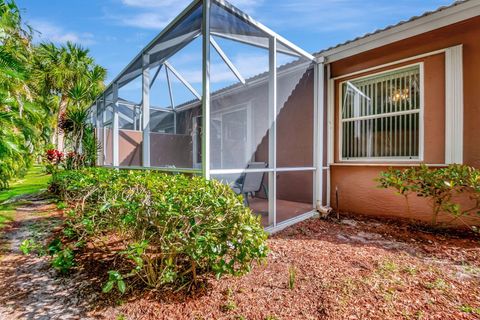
[30,20,95,45]
[118,12,173,29]
[113,0,265,30]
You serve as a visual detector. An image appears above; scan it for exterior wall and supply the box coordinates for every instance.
[150,133,192,168]
[104,128,113,165]
[117,130,194,168]
[115,106,201,168]
[119,130,142,167]
[210,69,314,203]
[331,165,476,225]
[276,70,314,203]
[327,16,480,226]
[117,131,194,169]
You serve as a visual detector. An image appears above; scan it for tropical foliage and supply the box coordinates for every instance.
[32,42,106,151]
[0,0,36,189]
[0,0,105,189]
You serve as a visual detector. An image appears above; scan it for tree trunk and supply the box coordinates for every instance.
[56,95,68,152]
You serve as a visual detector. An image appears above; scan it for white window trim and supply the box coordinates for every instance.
[338,62,425,162]
[445,44,463,164]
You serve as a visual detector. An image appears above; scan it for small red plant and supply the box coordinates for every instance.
[46,149,64,165]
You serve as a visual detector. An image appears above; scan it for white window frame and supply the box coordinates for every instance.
[338,62,424,162]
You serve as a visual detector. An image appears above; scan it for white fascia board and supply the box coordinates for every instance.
[319,1,480,62]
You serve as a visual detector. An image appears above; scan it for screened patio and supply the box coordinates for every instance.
[89,0,324,232]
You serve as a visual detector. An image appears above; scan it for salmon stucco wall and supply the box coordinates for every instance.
[328,16,480,227]
[331,165,479,226]
[104,128,113,165]
[119,130,142,167]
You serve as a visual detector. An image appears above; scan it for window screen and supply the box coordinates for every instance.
[341,65,421,160]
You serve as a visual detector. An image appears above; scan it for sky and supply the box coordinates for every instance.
[17,0,453,103]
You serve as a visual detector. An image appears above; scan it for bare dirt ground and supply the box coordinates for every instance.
[1,201,479,320]
[0,195,95,320]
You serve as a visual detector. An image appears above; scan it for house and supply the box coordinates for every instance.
[90,0,480,232]
[320,0,480,227]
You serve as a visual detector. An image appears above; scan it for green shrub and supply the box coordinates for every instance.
[50,168,268,291]
[103,270,126,294]
[20,237,75,273]
[377,164,480,230]
[19,238,40,255]
[51,247,75,274]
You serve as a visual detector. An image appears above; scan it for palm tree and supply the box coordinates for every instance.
[0,0,40,188]
[0,0,106,188]
[32,42,106,151]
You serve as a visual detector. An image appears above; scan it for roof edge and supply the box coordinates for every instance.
[316,0,480,63]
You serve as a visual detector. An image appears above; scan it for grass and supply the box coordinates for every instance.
[0,165,50,203]
[0,165,50,231]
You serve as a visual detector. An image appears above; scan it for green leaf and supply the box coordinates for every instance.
[99,203,111,213]
[102,281,114,293]
[117,280,126,294]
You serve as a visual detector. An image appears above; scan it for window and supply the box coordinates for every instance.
[340,64,422,160]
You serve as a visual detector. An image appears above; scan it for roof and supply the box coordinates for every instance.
[315,0,479,62]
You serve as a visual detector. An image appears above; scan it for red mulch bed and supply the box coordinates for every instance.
[77,215,480,320]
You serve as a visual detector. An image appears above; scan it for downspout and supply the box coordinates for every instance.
[201,0,211,180]
[314,57,325,212]
[326,62,334,210]
[316,56,334,216]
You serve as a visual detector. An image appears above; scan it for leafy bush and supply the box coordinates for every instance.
[377,164,480,231]
[19,238,40,255]
[19,237,75,273]
[103,270,126,294]
[51,168,268,292]
[50,247,75,274]
[44,149,64,174]
[44,123,98,173]
[61,107,99,169]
